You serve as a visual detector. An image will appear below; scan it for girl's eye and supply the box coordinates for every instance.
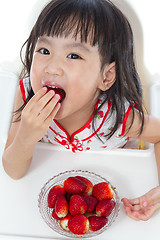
[39,48,50,55]
[67,53,82,59]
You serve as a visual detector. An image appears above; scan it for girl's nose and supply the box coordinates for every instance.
[45,58,64,76]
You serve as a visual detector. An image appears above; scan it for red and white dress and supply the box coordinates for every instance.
[20,78,131,152]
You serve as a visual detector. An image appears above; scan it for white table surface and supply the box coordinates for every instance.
[0,71,160,240]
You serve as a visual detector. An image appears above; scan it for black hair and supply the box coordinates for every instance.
[17,0,144,139]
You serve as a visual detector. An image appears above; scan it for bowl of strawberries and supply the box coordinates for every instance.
[38,170,120,238]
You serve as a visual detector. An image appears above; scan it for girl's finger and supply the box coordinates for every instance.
[122,199,142,212]
[124,206,148,221]
[44,102,61,126]
[38,94,61,120]
[121,198,130,206]
[30,90,56,116]
[122,198,140,207]
[24,87,47,111]
[124,206,140,221]
[124,203,157,221]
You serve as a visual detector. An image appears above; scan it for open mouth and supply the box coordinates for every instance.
[46,86,66,103]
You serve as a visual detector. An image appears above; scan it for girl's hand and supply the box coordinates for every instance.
[16,87,61,145]
[121,186,160,221]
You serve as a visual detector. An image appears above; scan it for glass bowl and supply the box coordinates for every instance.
[38,170,120,238]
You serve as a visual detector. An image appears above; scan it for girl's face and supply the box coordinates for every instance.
[30,35,105,123]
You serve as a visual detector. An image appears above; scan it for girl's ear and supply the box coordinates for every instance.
[98,62,116,91]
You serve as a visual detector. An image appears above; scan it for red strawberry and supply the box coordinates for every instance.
[81,194,98,213]
[48,185,65,208]
[88,216,108,231]
[60,213,72,232]
[68,215,89,235]
[55,195,68,218]
[92,182,113,201]
[96,199,115,217]
[69,195,87,215]
[65,191,72,203]
[75,176,93,195]
[52,209,61,220]
[64,177,86,194]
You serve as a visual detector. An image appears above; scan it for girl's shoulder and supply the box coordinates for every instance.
[94,95,131,138]
[98,95,131,120]
[19,77,31,101]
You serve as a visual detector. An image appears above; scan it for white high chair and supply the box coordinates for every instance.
[150,80,160,119]
[0,71,18,151]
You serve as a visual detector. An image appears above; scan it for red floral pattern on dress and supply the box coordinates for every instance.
[54,137,70,149]
[54,137,83,153]
[101,146,107,149]
[71,139,83,152]
[95,110,104,119]
[86,147,90,150]
[99,132,105,136]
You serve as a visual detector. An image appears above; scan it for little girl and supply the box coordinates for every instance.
[2,0,160,221]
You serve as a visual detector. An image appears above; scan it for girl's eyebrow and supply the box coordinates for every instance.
[64,43,91,53]
[38,37,91,53]
[38,37,51,44]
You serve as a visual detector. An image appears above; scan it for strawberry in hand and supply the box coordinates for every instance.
[19,87,61,145]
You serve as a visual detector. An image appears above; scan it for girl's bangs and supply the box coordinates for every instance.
[36,1,102,46]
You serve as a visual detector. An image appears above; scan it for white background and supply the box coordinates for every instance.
[0,0,160,109]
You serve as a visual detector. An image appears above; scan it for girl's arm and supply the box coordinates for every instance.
[121,110,160,220]
[2,87,60,179]
[155,141,160,182]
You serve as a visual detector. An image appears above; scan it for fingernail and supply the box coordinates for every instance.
[43,87,47,91]
[49,90,55,96]
[55,94,61,101]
